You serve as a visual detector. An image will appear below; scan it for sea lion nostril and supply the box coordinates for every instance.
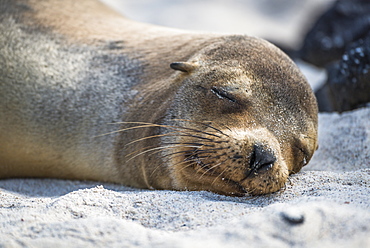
[233,154,243,159]
[250,144,276,173]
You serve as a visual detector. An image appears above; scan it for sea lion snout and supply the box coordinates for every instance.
[164,123,288,196]
[220,129,287,195]
[246,144,276,176]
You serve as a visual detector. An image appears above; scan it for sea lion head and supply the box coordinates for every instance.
[162,35,318,196]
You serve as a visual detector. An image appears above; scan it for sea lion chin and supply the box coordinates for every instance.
[0,0,318,196]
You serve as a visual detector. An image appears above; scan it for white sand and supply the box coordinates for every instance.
[1,1,369,247]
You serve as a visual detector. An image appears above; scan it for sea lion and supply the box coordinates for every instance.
[0,0,318,196]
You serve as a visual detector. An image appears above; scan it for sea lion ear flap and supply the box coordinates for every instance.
[170,62,197,73]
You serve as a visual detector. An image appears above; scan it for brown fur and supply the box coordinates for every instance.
[0,0,318,195]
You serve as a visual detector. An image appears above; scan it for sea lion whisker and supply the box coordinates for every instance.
[156,147,228,162]
[157,150,211,166]
[176,160,198,173]
[191,152,228,168]
[167,132,228,143]
[209,160,230,184]
[140,142,214,158]
[96,123,180,138]
[125,132,225,147]
[124,145,158,159]
[173,153,225,174]
[171,160,196,170]
[193,147,228,154]
[124,131,179,146]
[108,121,164,125]
[109,121,198,132]
[110,121,224,139]
[95,124,165,138]
[199,163,219,179]
[125,145,202,162]
[149,158,198,178]
[161,142,215,148]
[149,155,199,178]
[167,126,224,139]
[201,158,228,177]
[187,154,224,165]
[172,119,230,137]
[158,152,221,170]
[127,144,202,159]
[149,164,161,178]
[125,141,204,159]
[148,144,210,159]
[190,154,220,160]
[157,149,198,160]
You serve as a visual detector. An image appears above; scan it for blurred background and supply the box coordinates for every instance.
[100,0,333,88]
[100,0,334,50]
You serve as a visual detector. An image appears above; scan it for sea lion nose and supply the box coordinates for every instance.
[249,144,276,173]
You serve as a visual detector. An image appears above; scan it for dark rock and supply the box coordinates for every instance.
[299,0,370,68]
[316,33,370,112]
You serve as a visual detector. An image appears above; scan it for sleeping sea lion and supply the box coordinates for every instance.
[0,0,318,196]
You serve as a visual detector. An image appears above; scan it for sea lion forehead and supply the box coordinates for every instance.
[196,65,256,85]
[191,35,303,84]
[201,35,287,63]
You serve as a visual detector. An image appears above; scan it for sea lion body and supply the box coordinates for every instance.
[0,0,318,195]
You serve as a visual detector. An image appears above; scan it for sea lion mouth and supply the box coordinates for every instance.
[184,143,277,179]
[181,142,280,196]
